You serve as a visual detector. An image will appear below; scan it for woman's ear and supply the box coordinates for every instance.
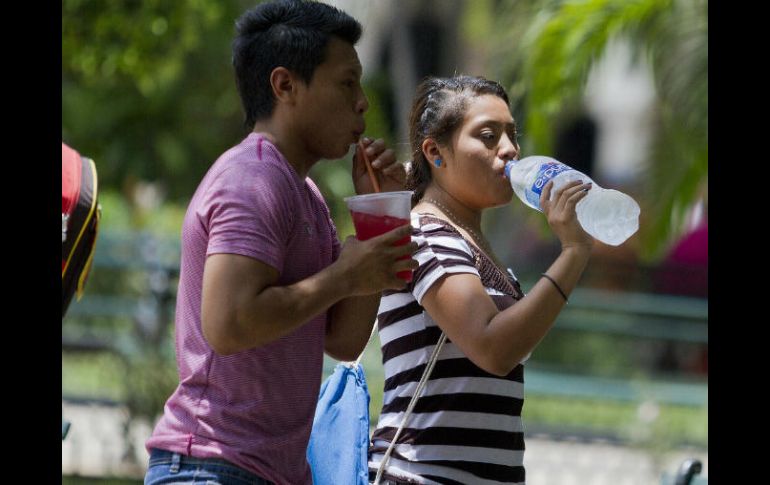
[421,138,442,165]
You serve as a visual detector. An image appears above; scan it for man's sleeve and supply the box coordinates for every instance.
[200,165,294,274]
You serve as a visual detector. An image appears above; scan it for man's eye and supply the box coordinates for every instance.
[480,132,496,140]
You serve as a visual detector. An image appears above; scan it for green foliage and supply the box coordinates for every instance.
[523,395,707,448]
[638,0,708,257]
[62,352,126,402]
[642,107,708,259]
[530,330,641,378]
[123,346,179,424]
[63,0,249,203]
[517,0,675,152]
[97,190,134,231]
[62,0,227,94]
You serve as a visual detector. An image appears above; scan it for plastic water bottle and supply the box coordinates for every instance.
[504,155,640,246]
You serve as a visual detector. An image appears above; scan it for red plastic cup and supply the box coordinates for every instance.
[344,191,413,282]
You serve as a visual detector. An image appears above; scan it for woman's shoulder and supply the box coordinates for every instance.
[411,212,461,236]
[410,212,475,257]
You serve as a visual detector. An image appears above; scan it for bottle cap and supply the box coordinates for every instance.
[504,160,516,179]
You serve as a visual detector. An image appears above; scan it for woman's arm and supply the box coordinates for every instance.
[419,245,589,376]
[420,179,593,375]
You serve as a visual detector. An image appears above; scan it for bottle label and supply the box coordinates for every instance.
[527,162,573,208]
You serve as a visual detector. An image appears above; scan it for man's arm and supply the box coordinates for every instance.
[201,225,417,355]
[324,294,380,362]
[202,254,349,355]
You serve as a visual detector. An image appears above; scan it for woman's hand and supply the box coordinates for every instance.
[352,137,406,194]
[540,179,594,251]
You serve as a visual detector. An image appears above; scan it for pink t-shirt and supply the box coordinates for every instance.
[146,133,341,485]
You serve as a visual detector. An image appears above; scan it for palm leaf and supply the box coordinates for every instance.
[522,0,673,151]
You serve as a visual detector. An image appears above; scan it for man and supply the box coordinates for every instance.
[144,2,417,484]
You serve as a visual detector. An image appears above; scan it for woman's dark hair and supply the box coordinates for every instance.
[232,0,362,129]
[407,75,510,204]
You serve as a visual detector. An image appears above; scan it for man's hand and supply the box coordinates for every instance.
[352,137,406,194]
[333,224,418,296]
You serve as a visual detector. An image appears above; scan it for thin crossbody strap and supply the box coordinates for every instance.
[352,320,379,368]
[372,332,447,485]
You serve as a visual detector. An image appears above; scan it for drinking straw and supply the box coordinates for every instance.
[358,140,381,193]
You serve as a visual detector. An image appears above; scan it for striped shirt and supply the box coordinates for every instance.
[369,214,527,485]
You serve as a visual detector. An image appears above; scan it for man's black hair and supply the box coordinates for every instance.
[233,0,362,129]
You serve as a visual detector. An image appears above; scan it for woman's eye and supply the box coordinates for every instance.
[480,132,496,140]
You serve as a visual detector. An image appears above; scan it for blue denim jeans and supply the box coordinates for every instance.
[145,448,274,485]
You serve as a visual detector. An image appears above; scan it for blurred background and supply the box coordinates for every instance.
[62,0,707,483]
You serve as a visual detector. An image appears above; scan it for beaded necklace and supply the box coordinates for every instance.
[422,197,504,269]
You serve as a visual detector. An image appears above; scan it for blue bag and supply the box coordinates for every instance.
[307,362,371,485]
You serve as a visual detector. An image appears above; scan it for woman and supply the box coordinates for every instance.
[368,76,593,485]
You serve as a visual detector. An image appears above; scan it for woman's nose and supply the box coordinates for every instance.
[499,133,519,161]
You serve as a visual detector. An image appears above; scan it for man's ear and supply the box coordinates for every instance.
[270,66,298,105]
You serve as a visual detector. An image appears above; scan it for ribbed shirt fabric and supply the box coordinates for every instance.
[146,133,340,485]
[369,214,527,485]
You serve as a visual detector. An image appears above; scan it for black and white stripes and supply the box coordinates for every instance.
[369,214,527,485]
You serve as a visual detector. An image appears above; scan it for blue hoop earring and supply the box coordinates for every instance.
[434,158,442,167]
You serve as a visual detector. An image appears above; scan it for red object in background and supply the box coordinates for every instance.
[654,220,708,375]
[62,142,101,317]
[658,222,708,298]
[351,211,412,282]
[669,222,708,267]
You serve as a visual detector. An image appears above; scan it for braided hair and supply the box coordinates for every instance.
[406,75,510,205]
